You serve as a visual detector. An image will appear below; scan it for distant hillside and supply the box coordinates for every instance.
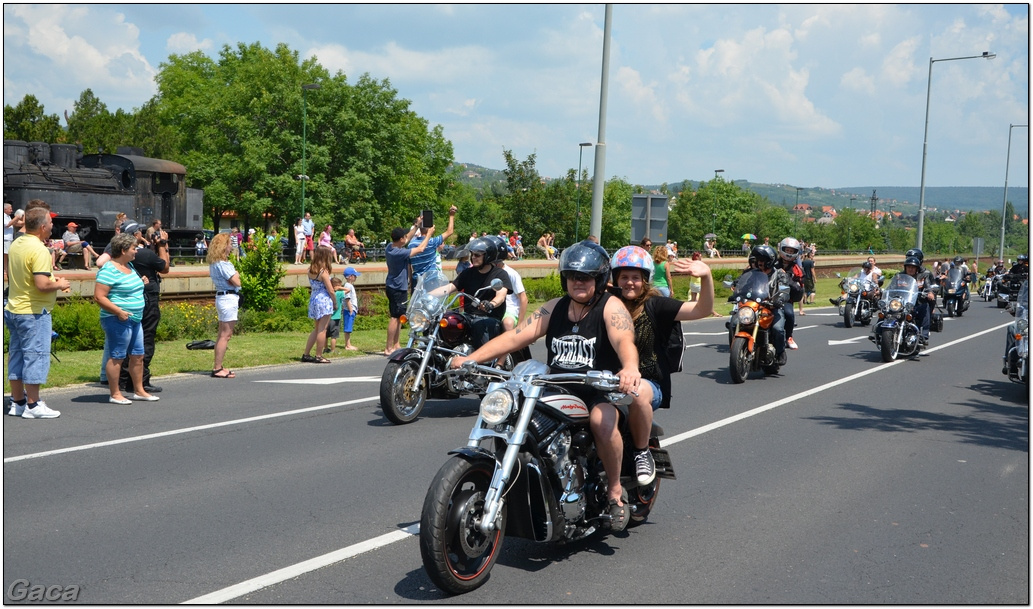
[453,162,1028,218]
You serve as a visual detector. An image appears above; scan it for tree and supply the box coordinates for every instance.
[3,95,62,143]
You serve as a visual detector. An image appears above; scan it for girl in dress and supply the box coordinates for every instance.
[301,245,337,363]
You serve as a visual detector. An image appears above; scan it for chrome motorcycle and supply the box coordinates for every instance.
[380,270,517,424]
[1003,280,1028,384]
[838,267,879,328]
[869,273,935,362]
[941,267,971,317]
[419,360,674,595]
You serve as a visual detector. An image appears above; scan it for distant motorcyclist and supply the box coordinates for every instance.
[902,256,937,345]
[775,237,804,350]
[1007,254,1029,278]
[750,244,789,364]
[433,235,513,348]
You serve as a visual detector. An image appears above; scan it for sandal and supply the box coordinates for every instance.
[312,356,331,364]
[606,488,630,532]
[211,368,236,378]
[300,354,316,363]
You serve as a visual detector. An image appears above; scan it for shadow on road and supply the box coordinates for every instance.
[805,387,1029,453]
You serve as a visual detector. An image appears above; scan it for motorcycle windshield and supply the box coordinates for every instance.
[882,273,919,305]
[733,269,771,303]
[946,267,964,286]
[407,270,452,319]
[845,267,865,280]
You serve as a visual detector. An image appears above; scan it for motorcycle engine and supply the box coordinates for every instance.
[543,430,586,524]
[444,345,479,393]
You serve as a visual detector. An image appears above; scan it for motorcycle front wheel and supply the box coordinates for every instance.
[880,328,897,362]
[843,305,854,328]
[420,456,507,595]
[946,300,957,317]
[730,336,751,383]
[380,356,428,424]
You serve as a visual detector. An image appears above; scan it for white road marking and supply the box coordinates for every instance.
[256,376,381,385]
[685,343,709,349]
[182,524,421,604]
[3,396,380,464]
[828,335,869,346]
[662,321,1012,448]
[684,330,729,336]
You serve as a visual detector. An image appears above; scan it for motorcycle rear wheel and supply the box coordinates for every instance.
[730,336,751,384]
[420,456,506,595]
[880,328,896,362]
[946,300,957,317]
[628,478,661,525]
[380,357,428,424]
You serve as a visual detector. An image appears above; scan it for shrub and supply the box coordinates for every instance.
[524,272,563,301]
[51,296,105,351]
[157,301,219,341]
[237,231,287,312]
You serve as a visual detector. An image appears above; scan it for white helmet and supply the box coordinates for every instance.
[778,237,801,261]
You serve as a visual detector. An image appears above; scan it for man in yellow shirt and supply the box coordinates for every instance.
[5,205,71,419]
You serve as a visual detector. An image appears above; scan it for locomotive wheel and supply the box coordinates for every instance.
[380,356,427,424]
[420,457,506,595]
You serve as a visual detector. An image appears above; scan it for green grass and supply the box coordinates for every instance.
[7,276,847,391]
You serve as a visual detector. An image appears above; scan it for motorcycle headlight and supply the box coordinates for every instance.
[408,309,432,332]
[848,283,860,293]
[889,299,903,313]
[480,389,516,425]
[1017,318,1028,335]
[947,288,956,294]
[736,306,757,326]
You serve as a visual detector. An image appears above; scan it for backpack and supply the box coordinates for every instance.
[667,321,685,372]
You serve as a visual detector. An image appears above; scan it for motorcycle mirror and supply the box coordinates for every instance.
[490,278,504,291]
[835,272,842,278]
[878,277,884,286]
[722,279,734,287]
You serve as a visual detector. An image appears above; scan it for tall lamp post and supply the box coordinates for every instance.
[915,51,995,249]
[301,83,322,218]
[795,187,803,234]
[713,169,724,236]
[576,142,593,242]
[999,123,1028,261]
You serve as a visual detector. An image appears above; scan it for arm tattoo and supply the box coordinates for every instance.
[609,308,634,331]
[515,305,550,336]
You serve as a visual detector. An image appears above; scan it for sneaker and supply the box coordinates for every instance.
[634,449,656,486]
[787,337,799,350]
[8,401,26,417]
[21,401,60,419]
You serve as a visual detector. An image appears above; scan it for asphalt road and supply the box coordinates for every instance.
[3,299,1028,604]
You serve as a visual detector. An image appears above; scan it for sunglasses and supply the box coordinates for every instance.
[564,272,594,283]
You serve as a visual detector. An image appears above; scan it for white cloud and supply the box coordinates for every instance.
[166,32,212,54]
[841,67,876,93]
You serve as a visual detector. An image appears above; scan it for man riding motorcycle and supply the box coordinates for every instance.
[900,256,936,344]
[449,240,641,531]
[432,235,514,349]
[1008,254,1029,278]
[748,244,790,364]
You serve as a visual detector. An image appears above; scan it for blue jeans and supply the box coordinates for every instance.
[913,299,931,339]
[100,315,145,360]
[783,303,796,339]
[5,309,53,385]
[771,308,786,356]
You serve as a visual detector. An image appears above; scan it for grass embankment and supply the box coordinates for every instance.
[7,276,846,391]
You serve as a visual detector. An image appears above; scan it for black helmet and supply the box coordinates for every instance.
[485,235,509,263]
[905,248,924,263]
[953,255,964,266]
[862,261,873,271]
[750,244,777,270]
[904,256,922,268]
[467,237,501,267]
[559,240,611,294]
[1018,254,1029,263]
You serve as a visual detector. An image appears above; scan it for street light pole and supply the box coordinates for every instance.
[795,187,803,235]
[999,123,1028,260]
[301,83,321,218]
[576,142,593,243]
[915,51,995,249]
[713,169,724,236]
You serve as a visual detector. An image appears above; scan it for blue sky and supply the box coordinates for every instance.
[3,4,1029,191]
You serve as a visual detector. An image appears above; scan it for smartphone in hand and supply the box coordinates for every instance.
[422,210,434,228]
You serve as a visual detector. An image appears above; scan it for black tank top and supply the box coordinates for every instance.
[546,293,622,374]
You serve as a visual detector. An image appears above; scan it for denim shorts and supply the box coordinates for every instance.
[644,379,663,411]
[4,309,53,385]
[100,315,145,360]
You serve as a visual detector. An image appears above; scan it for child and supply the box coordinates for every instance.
[301,245,336,363]
[325,277,345,354]
[342,267,361,350]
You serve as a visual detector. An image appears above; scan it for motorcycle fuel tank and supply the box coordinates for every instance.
[539,394,590,419]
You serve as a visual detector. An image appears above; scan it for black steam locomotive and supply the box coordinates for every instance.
[3,140,203,245]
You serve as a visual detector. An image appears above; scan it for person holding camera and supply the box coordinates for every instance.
[407,206,456,291]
